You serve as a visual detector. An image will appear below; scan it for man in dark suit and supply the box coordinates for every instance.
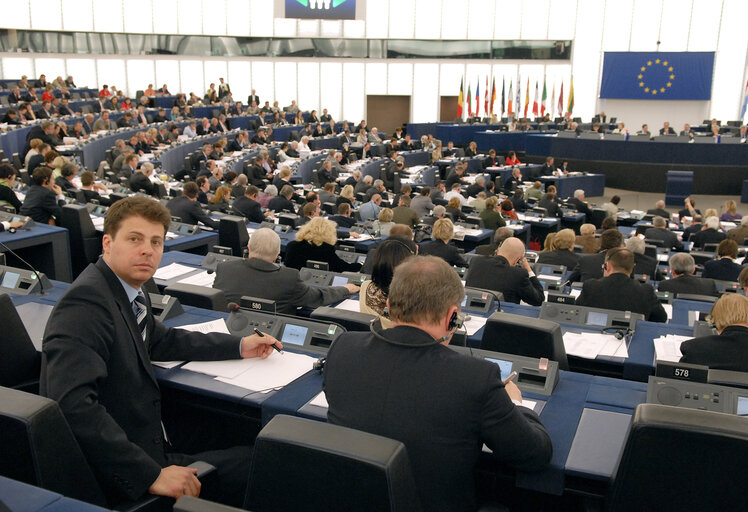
[701,239,743,282]
[657,253,719,297]
[679,293,748,372]
[538,192,562,218]
[129,163,160,198]
[644,216,684,251]
[566,189,592,221]
[213,228,357,313]
[464,237,544,305]
[481,149,502,168]
[646,200,670,219]
[691,216,726,249]
[41,197,281,507]
[247,89,260,107]
[445,162,467,190]
[167,182,219,229]
[22,121,56,160]
[329,202,356,228]
[567,228,624,283]
[19,166,64,225]
[677,196,700,220]
[625,236,662,280]
[233,185,274,223]
[576,248,667,322]
[475,227,514,256]
[7,87,23,104]
[683,214,703,242]
[539,156,555,176]
[323,255,552,512]
[267,185,296,214]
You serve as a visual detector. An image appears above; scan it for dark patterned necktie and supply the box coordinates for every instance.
[133,293,148,346]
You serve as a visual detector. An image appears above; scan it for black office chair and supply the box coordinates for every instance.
[0,294,40,394]
[643,238,664,248]
[245,414,422,512]
[606,403,748,511]
[481,311,569,370]
[702,242,719,253]
[164,283,227,311]
[690,251,716,266]
[310,306,379,332]
[675,293,718,303]
[0,386,215,512]
[218,216,249,257]
[59,204,102,278]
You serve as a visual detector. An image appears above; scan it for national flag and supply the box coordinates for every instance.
[515,77,521,118]
[532,80,539,117]
[541,78,548,116]
[500,78,505,116]
[467,82,472,117]
[550,81,556,119]
[740,80,748,121]
[475,79,480,117]
[523,77,530,118]
[490,77,497,115]
[484,76,489,116]
[507,80,513,116]
[557,82,564,116]
[456,78,464,119]
[567,76,575,114]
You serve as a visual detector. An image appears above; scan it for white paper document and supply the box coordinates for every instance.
[154,263,196,280]
[309,391,329,408]
[90,216,105,230]
[653,334,691,363]
[462,315,488,336]
[335,299,361,312]
[151,361,183,369]
[183,358,259,379]
[177,318,231,335]
[215,351,317,392]
[178,270,216,287]
[537,274,562,282]
[563,332,628,359]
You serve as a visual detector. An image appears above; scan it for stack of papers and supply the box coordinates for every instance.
[653,334,692,362]
[563,332,629,359]
[154,263,197,280]
[334,299,361,312]
[462,315,488,336]
[177,270,216,287]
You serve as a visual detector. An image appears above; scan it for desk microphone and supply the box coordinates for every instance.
[0,239,49,296]
[226,302,240,312]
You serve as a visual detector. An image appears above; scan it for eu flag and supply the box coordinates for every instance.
[600,52,714,100]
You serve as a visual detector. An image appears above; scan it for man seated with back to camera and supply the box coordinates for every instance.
[657,252,719,298]
[42,197,282,508]
[567,228,624,283]
[575,247,667,322]
[213,227,358,314]
[701,239,743,282]
[644,216,683,251]
[323,255,552,512]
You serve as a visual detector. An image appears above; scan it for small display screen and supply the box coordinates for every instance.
[461,295,467,307]
[485,357,513,380]
[281,324,308,345]
[540,266,551,275]
[1,271,20,288]
[737,396,748,417]
[178,225,190,233]
[587,311,608,327]
[332,276,348,287]
[11,216,21,222]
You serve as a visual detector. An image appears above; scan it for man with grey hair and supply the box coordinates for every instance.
[354,173,372,195]
[466,175,486,198]
[625,236,660,280]
[691,216,727,249]
[646,200,670,218]
[358,193,382,222]
[323,255,552,512]
[567,188,592,221]
[727,216,748,243]
[213,227,358,313]
[421,204,447,227]
[644,216,683,251]
[658,252,719,297]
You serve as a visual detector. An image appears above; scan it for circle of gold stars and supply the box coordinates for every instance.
[637,58,675,95]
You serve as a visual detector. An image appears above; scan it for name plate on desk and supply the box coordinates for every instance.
[655,361,709,383]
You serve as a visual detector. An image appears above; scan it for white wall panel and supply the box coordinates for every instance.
[178,0,202,35]
[227,60,252,105]
[125,59,155,98]
[96,59,127,97]
[153,0,178,35]
[468,0,496,40]
[521,0,549,40]
[273,18,297,37]
[179,61,204,101]
[572,0,605,120]
[710,0,748,120]
[154,60,180,94]
[465,63,492,117]
[439,63,465,97]
[5,0,31,30]
[226,0,251,36]
[2,58,35,81]
[33,57,66,84]
[320,20,343,38]
[124,0,153,34]
[297,20,319,37]
[321,62,344,121]
[30,0,62,31]
[62,0,93,32]
[441,0,467,41]
[389,0,416,38]
[412,63,439,122]
[366,0,389,38]
[547,0,577,40]
[688,0,721,51]
[343,20,366,38]
[342,62,364,122]
[494,0,522,39]
[274,62,297,107]
[249,0,274,37]
[203,60,228,94]
[65,58,97,89]
[297,62,320,114]
[414,0,441,40]
[93,0,123,33]
[251,61,274,106]
[658,0,692,51]
[202,0,227,35]
[388,63,413,96]
[629,0,662,51]
[365,62,387,95]
[602,0,633,51]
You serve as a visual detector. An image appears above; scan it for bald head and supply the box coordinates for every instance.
[497,237,526,264]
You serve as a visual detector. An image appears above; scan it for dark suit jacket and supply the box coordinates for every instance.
[232,195,265,223]
[464,255,544,305]
[538,197,562,218]
[683,223,702,242]
[323,326,552,512]
[267,195,296,214]
[576,273,667,322]
[284,241,362,273]
[632,253,661,280]
[419,239,467,268]
[328,214,356,228]
[690,228,726,249]
[19,185,63,224]
[167,195,218,229]
[646,208,670,218]
[41,259,240,503]
[679,326,748,372]
[475,243,499,256]
[701,257,743,282]
[539,164,554,176]
[657,275,719,297]
[128,172,158,197]
[644,226,683,251]
[566,197,591,220]
[537,249,580,269]
[81,188,112,207]
[567,252,606,283]
[213,258,350,314]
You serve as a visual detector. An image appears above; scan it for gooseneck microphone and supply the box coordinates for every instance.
[0,240,49,295]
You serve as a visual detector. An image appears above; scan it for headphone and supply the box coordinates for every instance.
[381,238,416,255]
[601,327,632,340]
[371,311,464,346]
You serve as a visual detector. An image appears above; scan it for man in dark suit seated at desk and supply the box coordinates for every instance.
[129,163,160,198]
[683,214,703,242]
[213,227,358,313]
[540,156,555,176]
[328,202,356,228]
[567,228,624,283]
[268,184,296,214]
[444,162,468,190]
[690,216,727,249]
[656,253,719,298]
[701,239,743,282]
[538,192,562,218]
[576,248,667,322]
[233,185,275,224]
[659,121,676,135]
[166,182,219,229]
[680,293,748,372]
[42,197,282,508]
[566,189,592,221]
[464,237,545,305]
[646,200,670,219]
[644,216,684,251]
[475,227,514,256]
[625,236,662,281]
[20,166,65,225]
[324,256,552,512]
